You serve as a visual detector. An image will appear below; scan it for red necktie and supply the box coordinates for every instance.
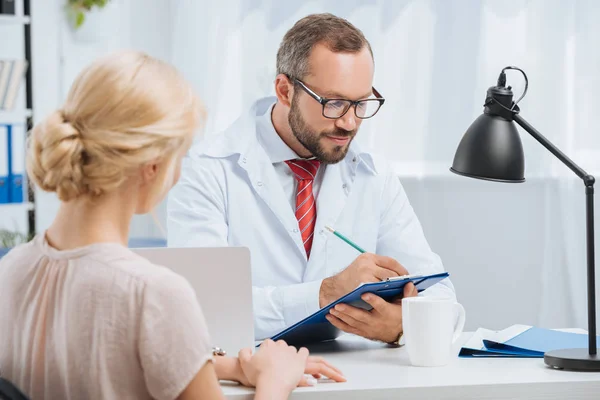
[285,159,321,258]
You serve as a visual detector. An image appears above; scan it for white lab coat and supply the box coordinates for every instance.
[167,97,456,340]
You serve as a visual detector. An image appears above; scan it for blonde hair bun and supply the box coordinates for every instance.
[27,110,87,201]
[26,50,203,202]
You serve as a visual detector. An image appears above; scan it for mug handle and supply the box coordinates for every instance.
[451,303,466,344]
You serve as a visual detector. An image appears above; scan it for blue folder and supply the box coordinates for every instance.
[269,272,450,347]
[460,325,599,358]
[0,176,7,204]
[9,173,23,203]
[485,328,598,357]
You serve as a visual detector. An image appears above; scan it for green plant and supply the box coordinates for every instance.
[0,230,32,248]
[65,0,111,30]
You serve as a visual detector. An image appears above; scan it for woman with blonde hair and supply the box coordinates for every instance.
[0,51,344,400]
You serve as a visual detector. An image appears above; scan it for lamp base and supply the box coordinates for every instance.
[544,348,600,371]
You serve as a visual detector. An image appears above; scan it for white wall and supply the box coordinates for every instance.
[401,175,591,331]
[30,0,172,239]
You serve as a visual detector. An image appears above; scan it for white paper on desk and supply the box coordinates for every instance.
[463,324,532,351]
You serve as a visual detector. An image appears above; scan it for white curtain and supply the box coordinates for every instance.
[167,0,600,331]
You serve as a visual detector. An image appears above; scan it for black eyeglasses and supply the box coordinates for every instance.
[293,78,385,119]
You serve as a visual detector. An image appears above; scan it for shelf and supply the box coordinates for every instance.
[0,109,32,121]
[0,202,34,210]
[0,15,31,25]
[0,203,35,212]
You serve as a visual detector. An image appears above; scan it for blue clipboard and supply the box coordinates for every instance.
[268,272,450,347]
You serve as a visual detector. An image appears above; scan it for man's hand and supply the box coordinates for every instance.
[319,253,409,307]
[325,282,418,343]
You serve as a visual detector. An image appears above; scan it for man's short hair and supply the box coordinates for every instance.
[276,13,373,80]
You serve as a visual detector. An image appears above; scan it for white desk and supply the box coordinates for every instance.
[222,332,600,399]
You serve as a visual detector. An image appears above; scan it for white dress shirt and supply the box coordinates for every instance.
[256,103,324,210]
[167,97,456,340]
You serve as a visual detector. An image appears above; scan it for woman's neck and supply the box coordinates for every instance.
[45,188,137,251]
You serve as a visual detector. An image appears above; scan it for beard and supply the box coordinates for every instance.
[288,97,356,164]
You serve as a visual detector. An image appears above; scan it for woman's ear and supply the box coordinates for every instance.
[140,162,159,185]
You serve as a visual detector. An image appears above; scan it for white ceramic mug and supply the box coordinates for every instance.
[402,296,466,367]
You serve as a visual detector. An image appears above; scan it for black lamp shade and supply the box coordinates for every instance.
[451,113,526,183]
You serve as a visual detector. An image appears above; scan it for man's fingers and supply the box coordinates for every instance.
[332,303,371,324]
[305,363,347,382]
[326,314,361,336]
[361,293,390,313]
[330,305,368,326]
[373,266,399,281]
[404,282,417,297]
[373,255,408,276]
[391,283,418,305]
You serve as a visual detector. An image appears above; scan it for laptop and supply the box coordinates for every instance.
[132,247,254,356]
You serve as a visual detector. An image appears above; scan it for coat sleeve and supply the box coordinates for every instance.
[167,153,323,339]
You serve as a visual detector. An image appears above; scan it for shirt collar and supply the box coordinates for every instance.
[256,102,299,164]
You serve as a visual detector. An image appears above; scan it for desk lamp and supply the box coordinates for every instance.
[450,66,599,370]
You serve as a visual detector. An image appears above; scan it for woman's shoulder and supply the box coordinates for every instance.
[0,235,46,270]
[103,247,194,293]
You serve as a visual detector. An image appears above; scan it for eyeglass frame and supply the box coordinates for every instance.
[291,77,386,120]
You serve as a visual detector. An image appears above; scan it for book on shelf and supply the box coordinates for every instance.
[0,59,28,110]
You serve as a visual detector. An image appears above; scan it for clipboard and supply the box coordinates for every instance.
[268,272,450,347]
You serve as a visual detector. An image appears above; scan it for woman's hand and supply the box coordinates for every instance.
[237,340,346,389]
[238,339,307,398]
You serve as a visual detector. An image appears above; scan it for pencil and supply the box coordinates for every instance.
[324,225,367,254]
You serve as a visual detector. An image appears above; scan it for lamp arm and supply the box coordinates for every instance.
[513,112,597,355]
[513,114,593,185]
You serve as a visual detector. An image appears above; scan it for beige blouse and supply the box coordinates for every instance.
[0,234,212,400]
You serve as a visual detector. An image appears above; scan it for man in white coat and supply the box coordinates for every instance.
[168,13,455,343]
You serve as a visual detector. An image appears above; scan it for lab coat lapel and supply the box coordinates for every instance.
[236,128,308,261]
